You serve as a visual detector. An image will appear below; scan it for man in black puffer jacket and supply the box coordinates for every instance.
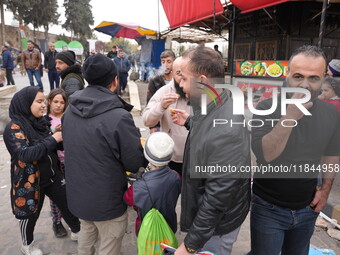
[171,46,251,255]
[62,54,147,255]
[55,50,84,96]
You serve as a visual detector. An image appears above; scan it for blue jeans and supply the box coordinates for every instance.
[26,69,43,90]
[249,194,319,255]
[47,69,60,90]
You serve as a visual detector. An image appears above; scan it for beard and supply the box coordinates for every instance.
[174,80,186,100]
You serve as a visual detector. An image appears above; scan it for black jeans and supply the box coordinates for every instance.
[18,173,80,245]
[6,68,15,85]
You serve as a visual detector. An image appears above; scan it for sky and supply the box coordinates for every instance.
[3,0,171,42]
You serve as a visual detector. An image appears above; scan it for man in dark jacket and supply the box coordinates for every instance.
[55,50,84,96]
[107,45,117,59]
[44,43,60,90]
[171,46,251,255]
[114,50,131,95]
[62,53,146,255]
[1,45,15,85]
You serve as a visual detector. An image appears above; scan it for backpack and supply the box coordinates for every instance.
[137,178,178,255]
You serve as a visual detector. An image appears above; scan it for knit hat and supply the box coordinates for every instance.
[144,132,174,167]
[83,54,117,86]
[55,50,76,66]
[328,59,340,77]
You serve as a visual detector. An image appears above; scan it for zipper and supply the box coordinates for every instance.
[48,155,55,183]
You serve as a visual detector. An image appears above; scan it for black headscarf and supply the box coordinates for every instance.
[9,86,50,144]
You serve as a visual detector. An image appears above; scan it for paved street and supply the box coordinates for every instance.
[0,73,339,254]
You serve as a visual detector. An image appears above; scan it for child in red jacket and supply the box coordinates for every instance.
[319,76,340,113]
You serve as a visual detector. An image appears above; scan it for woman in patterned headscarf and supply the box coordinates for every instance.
[3,86,80,255]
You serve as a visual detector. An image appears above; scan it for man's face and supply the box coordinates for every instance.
[55,59,69,74]
[27,42,34,50]
[118,51,124,58]
[161,57,174,75]
[112,48,117,52]
[287,54,326,101]
[179,58,193,99]
[49,45,55,51]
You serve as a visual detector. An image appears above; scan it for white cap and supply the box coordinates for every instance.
[144,132,174,167]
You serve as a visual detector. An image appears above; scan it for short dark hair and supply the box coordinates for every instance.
[160,50,175,60]
[27,40,34,44]
[3,45,8,49]
[46,88,68,115]
[323,76,340,97]
[112,45,117,49]
[289,45,327,72]
[182,46,224,78]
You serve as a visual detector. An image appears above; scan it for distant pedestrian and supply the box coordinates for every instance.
[44,43,60,90]
[114,50,131,94]
[107,45,117,59]
[214,45,223,58]
[2,45,15,85]
[22,40,43,90]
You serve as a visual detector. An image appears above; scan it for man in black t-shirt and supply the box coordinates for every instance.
[250,45,340,255]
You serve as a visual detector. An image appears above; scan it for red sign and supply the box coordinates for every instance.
[236,60,289,78]
[237,82,281,107]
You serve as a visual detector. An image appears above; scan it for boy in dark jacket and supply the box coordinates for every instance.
[124,132,181,235]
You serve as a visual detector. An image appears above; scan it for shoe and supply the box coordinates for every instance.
[21,241,43,255]
[70,231,79,241]
[53,222,67,238]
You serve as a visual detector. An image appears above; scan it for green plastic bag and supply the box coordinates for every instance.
[137,208,178,255]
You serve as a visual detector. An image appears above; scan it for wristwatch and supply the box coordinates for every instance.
[184,243,197,254]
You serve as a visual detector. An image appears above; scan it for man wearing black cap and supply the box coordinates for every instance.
[62,53,146,255]
[55,50,84,96]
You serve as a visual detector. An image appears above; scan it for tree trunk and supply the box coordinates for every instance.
[44,25,49,41]
[0,4,5,46]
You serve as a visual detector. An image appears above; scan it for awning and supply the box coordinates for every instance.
[161,0,225,29]
[231,0,291,13]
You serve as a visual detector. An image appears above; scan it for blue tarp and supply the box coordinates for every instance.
[151,39,165,69]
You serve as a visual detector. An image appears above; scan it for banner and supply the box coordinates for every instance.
[236,60,289,78]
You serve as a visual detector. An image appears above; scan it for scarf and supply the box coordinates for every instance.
[9,86,50,144]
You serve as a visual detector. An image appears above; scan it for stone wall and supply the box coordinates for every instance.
[2,24,61,49]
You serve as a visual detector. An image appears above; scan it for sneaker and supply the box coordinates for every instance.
[53,222,67,238]
[21,241,43,255]
[70,231,79,241]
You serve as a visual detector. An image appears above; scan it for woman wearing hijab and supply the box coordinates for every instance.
[3,86,80,255]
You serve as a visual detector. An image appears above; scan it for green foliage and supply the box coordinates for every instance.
[23,0,59,33]
[63,0,94,38]
[56,33,71,44]
[6,0,32,24]
[105,38,138,54]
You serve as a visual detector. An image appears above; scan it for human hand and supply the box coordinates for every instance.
[170,109,189,126]
[310,188,329,212]
[175,243,192,255]
[45,69,49,73]
[161,93,180,109]
[52,131,63,143]
[285,93,313,121]
[54,124,62,133]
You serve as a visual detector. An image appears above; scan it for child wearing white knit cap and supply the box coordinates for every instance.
[124,132,181,235]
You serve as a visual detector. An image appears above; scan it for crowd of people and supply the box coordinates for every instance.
[2,42,340,255]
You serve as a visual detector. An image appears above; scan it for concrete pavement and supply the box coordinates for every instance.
[0,73,339,254]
